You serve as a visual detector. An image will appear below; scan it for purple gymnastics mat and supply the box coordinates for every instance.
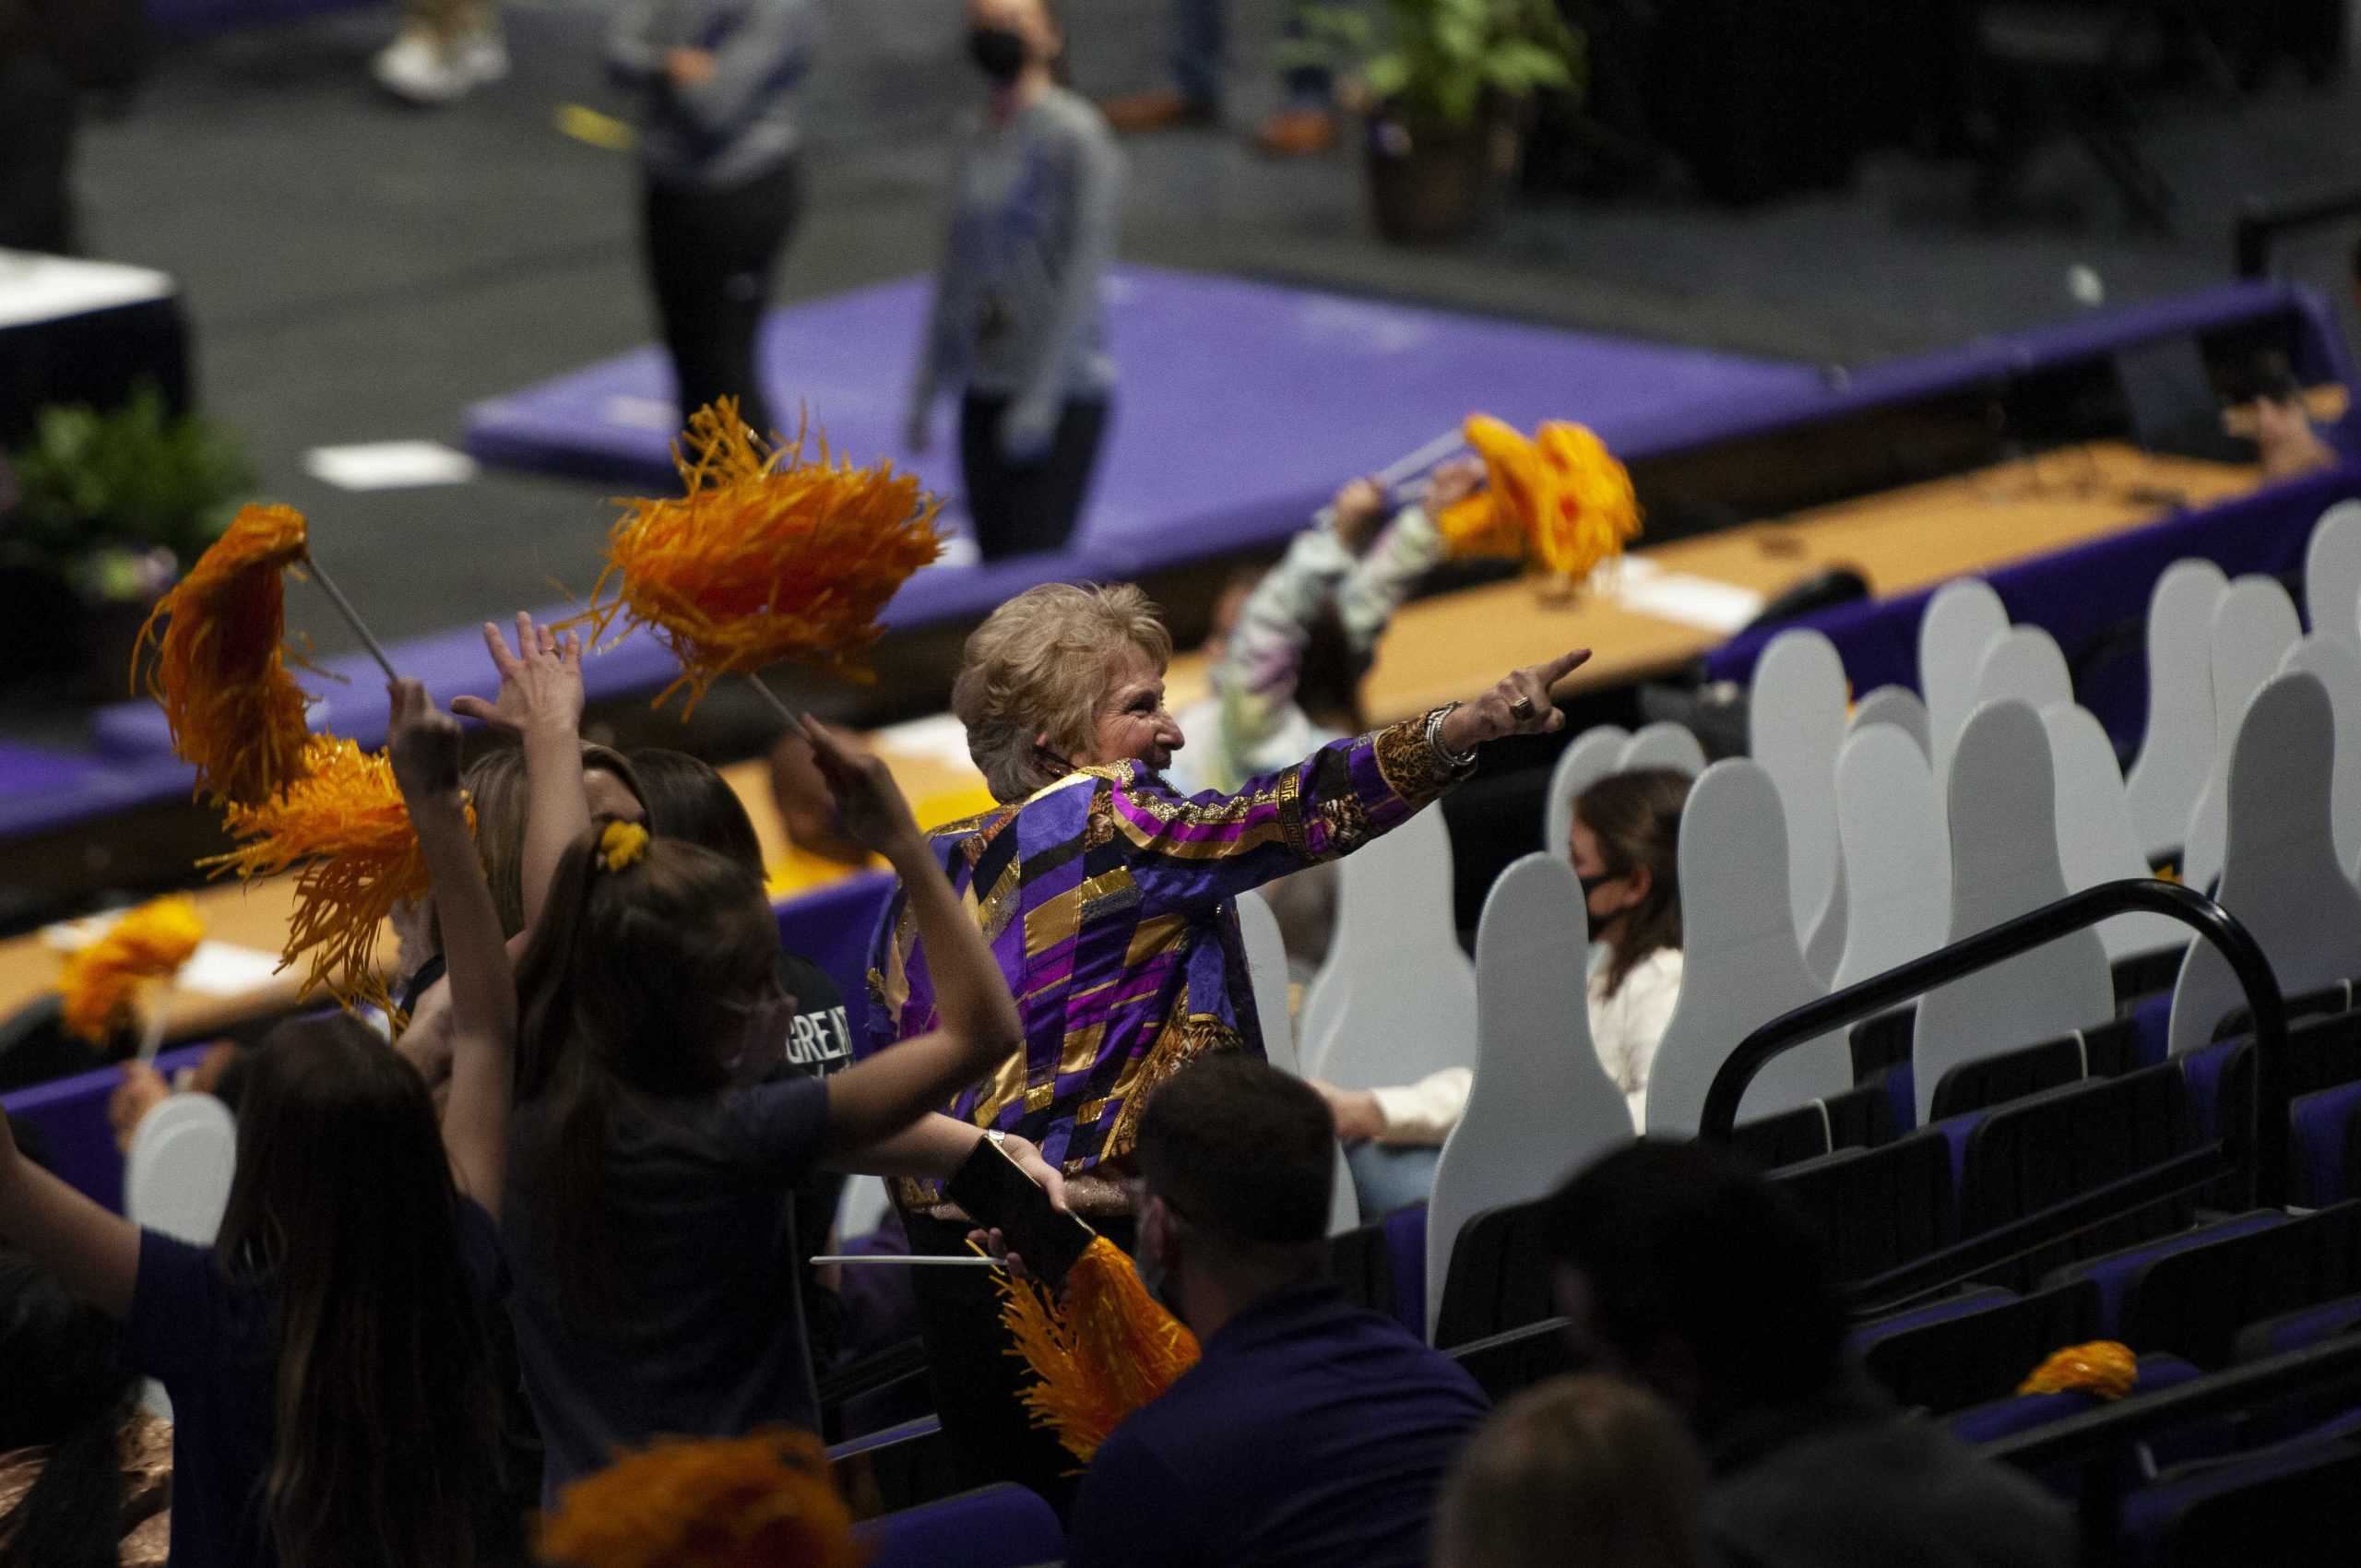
[463,265,1822,578]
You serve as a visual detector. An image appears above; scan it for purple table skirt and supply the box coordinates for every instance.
[1703,463,2361,753]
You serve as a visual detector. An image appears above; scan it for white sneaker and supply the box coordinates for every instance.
[373,23,506,104]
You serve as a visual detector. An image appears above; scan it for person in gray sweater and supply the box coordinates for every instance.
[609,0,815,441]
[905,0,1123,562]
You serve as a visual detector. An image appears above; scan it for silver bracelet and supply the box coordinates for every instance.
[1427,703,1477,770]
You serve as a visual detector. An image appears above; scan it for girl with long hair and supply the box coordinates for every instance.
[1310,765,1693,1214]
[484,628,1045,1498]
[0,678,520,1568]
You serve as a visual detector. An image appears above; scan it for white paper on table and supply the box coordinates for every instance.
[0,249,174,328]
[303,441,479,492]
[172,942,287,997]
[1609,559,1765,633]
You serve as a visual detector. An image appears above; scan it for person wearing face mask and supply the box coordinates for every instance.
[905,0,1123,561]
[608,0,817,440]
[1310,766,1691,1217]
[862,579,1585,1507]
[1064,1056,1489,1568]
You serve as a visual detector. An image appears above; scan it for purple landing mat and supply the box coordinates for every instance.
[147,0,377,34]
[464,264,1823,580]
[1703,463,2361,755]
[3,873,896,1209]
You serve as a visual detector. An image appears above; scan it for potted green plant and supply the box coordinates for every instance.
[0,386,254,696]
[1293,0,1583,244]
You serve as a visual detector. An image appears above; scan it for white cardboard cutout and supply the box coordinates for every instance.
[1643,761,1847,1134]
[1427,856,1629,1338]
[1914,699,2113,1126]
[2167,672,2361,1056]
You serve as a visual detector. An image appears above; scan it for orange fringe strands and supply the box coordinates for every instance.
[2018,1341,2139,1401]
[565,398,945,714]
[535,1429,862,1568]
[200,735,449,1014]
[55,896,207,1045]
[133,503,320,806]
[996,1235,1202,1465]
[1438,414,1643,585]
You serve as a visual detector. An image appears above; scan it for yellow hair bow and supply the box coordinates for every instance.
[599,820,650,873]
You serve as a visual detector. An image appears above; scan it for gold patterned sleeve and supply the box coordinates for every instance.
[1104,709,1471,918]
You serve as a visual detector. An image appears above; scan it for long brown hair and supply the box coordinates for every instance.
[212,1016,504,1568]
[510,822,781,1313]
[1574,767,1692,998]
[461,743,643,936]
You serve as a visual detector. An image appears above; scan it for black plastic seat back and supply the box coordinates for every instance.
[1929,1016,2144,1123]
[1849,1004,1915,1084]
[1446,1319,1576,1405]
[1432,1198,1557,1352]
[2125,1202,2361,1370]
[1863,1280,2099,1416]
[1772,1129,1955,1286]
[1959,1063,2195,1288]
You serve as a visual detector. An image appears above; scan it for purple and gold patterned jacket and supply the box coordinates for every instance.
[861,712,1465,1203]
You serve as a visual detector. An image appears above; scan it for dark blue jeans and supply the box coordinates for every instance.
[1169,0,1338,111]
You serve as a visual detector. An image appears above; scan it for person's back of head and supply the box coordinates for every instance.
[630,748,765,877]
[463,743,646,937]
[214,1014,503,1568]
[1133,1056,1333,1324]
[0,1253,138,1568]
[1542,1139,1843,1439]
[1572,767,1691,995]
[1431,1373,1705,1568]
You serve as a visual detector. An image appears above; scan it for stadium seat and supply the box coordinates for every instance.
[1430,1197,1554,1352]
[2118,1442,2361,1568]
[1856,1281,2099,1416]
[1958,1064,2197,1284]
[2039,1211,2294,1343]
[1771,1129,1954,1286]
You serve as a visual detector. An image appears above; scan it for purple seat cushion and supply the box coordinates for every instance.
[2290,1082,2361,1207]
[853,1482,1063,1568]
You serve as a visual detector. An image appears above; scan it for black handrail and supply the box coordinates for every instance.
[1702,880,2289,1206]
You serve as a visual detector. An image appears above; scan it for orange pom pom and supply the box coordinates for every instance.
[55,896,207,1045]
[536,1428,862,1568]
[564,398,944,715]
[199,735,457,1015]
[2018,1340,2138,1400]
[996,1234,1201,1464]
[1436,414,1643,585]
[134,503,320,806]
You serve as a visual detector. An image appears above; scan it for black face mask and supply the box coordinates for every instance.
[967,26,1029,83]
[1578,870,1623,899]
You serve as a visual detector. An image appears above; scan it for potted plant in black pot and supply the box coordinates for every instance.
[1294,0,1584,244]
[0,386,253,698]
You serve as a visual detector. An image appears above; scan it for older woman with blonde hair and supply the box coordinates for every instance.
[1432,1373,1706,1568]
[860,577,1585,1505]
